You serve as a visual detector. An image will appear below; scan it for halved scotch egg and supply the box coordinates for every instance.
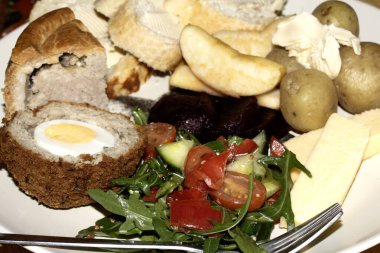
[0,101,145,209]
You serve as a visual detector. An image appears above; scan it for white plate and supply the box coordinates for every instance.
[0,1,379,253]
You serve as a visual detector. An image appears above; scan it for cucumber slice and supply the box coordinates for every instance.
[226,153,266,178]
[157,140,194,171]
[262,177,281,198]
[252,130,267,154]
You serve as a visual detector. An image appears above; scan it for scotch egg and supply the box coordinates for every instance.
[34,119,115,157]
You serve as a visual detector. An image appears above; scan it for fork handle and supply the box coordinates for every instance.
[0,233,203,252]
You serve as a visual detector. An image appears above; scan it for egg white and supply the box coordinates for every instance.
[34,119,115,157]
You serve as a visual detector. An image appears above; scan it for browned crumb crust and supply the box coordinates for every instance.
[0,121,145,209]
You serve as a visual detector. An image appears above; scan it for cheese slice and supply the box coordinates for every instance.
[290,113,369,226]
[285,109,380,182]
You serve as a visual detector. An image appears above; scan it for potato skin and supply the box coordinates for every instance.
[280,69,338,132]
[334,42,380,114]
[266,46,304,74]
[312,0,359,36]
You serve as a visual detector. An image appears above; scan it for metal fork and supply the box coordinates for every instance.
[0,203,342,253]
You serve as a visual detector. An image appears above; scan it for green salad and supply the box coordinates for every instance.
[78,108,311,253]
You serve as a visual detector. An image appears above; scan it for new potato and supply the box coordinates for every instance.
[280,69,338,132]
[312,0,359,36]
[334,42,380,114]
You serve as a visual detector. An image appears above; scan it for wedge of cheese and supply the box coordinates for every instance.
[290,113,369,226]
[285,109,380,182]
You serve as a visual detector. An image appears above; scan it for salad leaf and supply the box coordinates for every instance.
[156,172,184,198]
[113,157,170,195]
[203,236,221,253]
[88,190,154,233]
[256,148,311,229]
[131,107,149,125]
[229,227,267,253]
[176,128,201,145]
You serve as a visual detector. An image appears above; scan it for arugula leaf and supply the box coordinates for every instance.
[131,107,149,125]
[152,217,176,241]
[239,212,274,242]
[227,135,244,146]
[88,189,127,217]
[156,173,184,198]
[77,216,123,238]
[112,157,170,195]
[256,148,311,229]
[176,128,201,145]
[204,140,226,154]
[228,227,266,253]
[203,236,221,253]
[88,190,155,233]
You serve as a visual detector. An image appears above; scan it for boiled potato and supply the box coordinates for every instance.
[334,42,380,114]
[267,46,304,74]
[312,0,359,36]
[280,69,338,132]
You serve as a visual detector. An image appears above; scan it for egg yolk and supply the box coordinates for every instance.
[44,123,96,144]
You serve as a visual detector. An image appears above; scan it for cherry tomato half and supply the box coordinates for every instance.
[184,146,229,190]
[209,171,266,212]
[142,122,176,158]
[229,139,258,156]
[184,145,215,175]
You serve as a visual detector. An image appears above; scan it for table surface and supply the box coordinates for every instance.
[0,0,379,252]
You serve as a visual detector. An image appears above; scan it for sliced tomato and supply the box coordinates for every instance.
[209,171,266,212]
[229,139,258,156]
[166,188,207,205]
[269,136,286,157]
[184,145,215,175]
[183,145,216,191]
[142,122,176,159]
[184,147,229,190]
[196,151,229,190]
[142,187,159,203]
[170,199,222,230]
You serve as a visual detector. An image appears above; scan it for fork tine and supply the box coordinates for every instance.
[259,203,343,253]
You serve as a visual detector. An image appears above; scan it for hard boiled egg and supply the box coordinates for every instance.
[34,119,115,157]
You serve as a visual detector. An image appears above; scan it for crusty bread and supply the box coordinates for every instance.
[106,54,152,98]
[95,0,128,18]
[29,0,109,39]
[4,8,110,120]
[29,1,152,99]
[108,0,182,72]
[0,101,145,209]
[164,0,286,33]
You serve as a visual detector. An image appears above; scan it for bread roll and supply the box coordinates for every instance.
[95,0,128,18]
[164,0,286,33]
[108,0,182,72]
[4,8,110,120]
[0,101,145,209]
